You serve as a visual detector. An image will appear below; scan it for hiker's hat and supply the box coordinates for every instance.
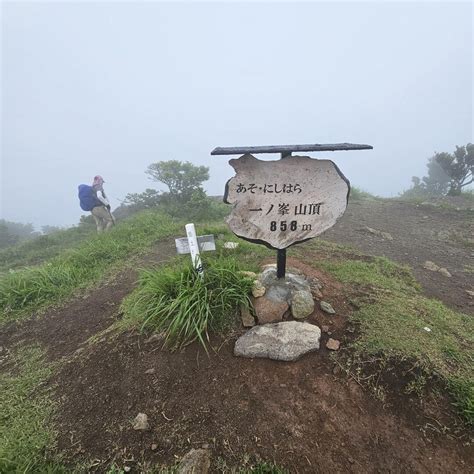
[93,175,105,186]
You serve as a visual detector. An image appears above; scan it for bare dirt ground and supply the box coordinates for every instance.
[1,201,473,472]
[324,199,474,315]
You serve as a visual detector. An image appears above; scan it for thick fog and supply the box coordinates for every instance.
[1,1,472,228]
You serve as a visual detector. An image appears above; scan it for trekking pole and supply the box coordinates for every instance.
[107,207,116,226]
[102,189,116,226]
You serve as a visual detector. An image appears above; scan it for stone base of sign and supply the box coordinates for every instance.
[236,265,325,360]
[250,266,317,324]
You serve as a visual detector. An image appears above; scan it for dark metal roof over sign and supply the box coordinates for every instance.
[211,143,373,155]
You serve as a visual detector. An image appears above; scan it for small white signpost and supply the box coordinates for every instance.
[175,224,216,277]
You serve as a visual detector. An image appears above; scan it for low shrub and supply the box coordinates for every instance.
[122,255,255,350]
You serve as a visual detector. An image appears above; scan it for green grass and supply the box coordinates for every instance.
[313,254,474,424]
[215,456,288,474]
[460,189,474,203]
[244,462,288,473]
[121,253,256,350]
[464,264,474,274]
[0,346,65,473]
[320,256,420,293]
[349,186,378,201]
[0,211,183,325]
[0,225,96,274]
[398,189,474,208]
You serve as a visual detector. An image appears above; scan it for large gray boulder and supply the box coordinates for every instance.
[234,321,321,361]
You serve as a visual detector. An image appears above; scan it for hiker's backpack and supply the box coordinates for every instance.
[78,184,99,211]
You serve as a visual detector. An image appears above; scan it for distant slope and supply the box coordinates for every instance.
[0,210,183,324]
[0,224,96,273]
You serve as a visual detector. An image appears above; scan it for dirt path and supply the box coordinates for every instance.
[0,239,176,360]
[323,199,474,315]
[54,329,472,473]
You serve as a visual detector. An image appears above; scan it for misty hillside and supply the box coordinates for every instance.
[1,193,472,472]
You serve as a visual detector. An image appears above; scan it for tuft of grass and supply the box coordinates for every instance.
[122,254,255,350]
[463,264,474,274]
[349,186,378,201]
[244,462,289,473]
[459,189,474,204]
[197,224,274,260]
[297,237,362,260]
[319,256,420,293]
[0,345,65,472]
[0,211,182,325]
[309,250,474,424]
[215,456,288,474]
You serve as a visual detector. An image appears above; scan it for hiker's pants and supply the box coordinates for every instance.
[91,206,113,233]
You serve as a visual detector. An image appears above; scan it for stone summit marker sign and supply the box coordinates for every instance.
[212,143,373,278]
[224,154,349,249]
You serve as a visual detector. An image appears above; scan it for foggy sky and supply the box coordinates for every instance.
[1,1,473,228]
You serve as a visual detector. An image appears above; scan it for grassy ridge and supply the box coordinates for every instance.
[304,244,474,424]
[0,211,182,325]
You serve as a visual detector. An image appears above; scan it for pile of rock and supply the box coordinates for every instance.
[241,264,322,327]
[423,260,452,278]
[235,265,342,361]
[234,265,323,361]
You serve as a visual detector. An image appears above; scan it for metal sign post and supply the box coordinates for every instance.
[212,143,373,279]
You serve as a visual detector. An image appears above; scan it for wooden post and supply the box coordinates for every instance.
[276,151,291,278]
[277,248,286,279]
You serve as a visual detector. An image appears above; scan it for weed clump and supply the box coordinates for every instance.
[122,255,254,350]
[349,186,378,201]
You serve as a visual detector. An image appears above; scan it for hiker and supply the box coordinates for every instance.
[78,175,114,233]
